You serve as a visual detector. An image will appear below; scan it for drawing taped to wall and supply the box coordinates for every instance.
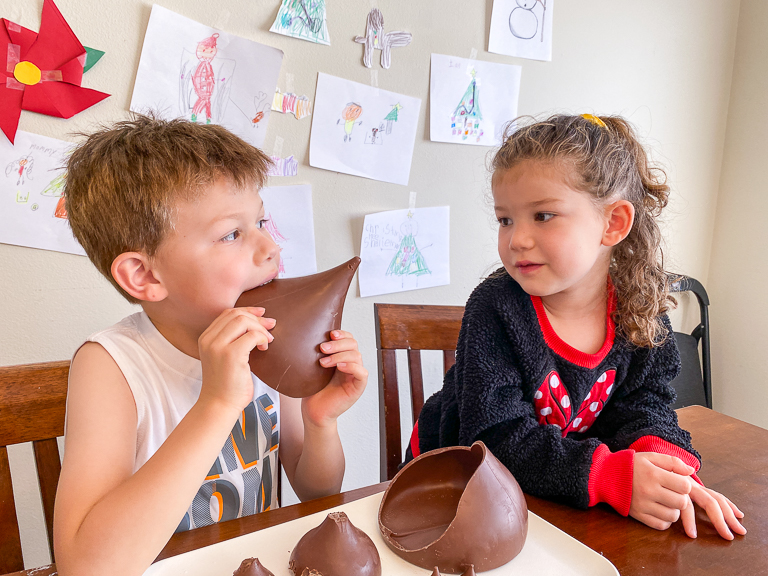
[354,8,412,70]
[359,206,449,297]
[260,185,317,278]
[268,155,299,177]
[430,54,521,147]
[272,88,312,120]
[0,130,84,255]
[488,0,554,61]
[264,213,287,275]
[131,5,283,149]
[310,73,421,185]
[269,0,330,46]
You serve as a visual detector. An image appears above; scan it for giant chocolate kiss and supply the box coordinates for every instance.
[235,257,360,398]
[378,441,528,574]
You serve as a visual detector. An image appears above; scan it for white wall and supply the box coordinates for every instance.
[708,0,768,428]
[1,0,741,568]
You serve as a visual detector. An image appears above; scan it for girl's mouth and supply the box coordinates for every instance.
[515,261,543,275]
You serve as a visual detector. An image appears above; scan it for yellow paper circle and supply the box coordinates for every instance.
[13,61,42,86]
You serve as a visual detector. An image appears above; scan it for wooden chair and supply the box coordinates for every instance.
[374,304,464,482]
[0,360,69,574]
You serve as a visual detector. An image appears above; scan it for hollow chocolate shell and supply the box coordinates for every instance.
[233,558,275,576]
[235,257,360,398]
[378,441,528,574]
[288,511,382,576]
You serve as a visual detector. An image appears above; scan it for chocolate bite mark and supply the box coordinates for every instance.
[233,557,275,576]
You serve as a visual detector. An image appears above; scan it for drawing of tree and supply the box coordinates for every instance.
[451,69,484,142]
[386,218,431,277]
[383,102,402,134]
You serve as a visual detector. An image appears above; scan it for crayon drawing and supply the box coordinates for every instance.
[6,154,34,186]
[260,185,317,278]
[509,0,547,41]
[268,155,298,177]
[270,0,330,46]
[131,5,283,148]
[338,103,363,142]
[489,0,554,61]
[272,88,312,120]
[264,213,287,275]
[354,8,412,69]
[451,69,484,143]
[359,206,449,297]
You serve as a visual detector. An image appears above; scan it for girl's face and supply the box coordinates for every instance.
[492,160,614,298]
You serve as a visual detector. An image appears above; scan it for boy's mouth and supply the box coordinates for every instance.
[254,272,278,289]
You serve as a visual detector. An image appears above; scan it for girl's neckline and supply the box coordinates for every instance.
[529,284,616,370]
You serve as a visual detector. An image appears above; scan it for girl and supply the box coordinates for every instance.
[410,114,745,540]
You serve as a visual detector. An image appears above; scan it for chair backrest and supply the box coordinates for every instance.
[669,275,712,409]
[374,304,464,481]
[0,360,68,574]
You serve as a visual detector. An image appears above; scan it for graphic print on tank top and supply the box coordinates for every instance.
[175,393,279,532]
[533,369,617,437]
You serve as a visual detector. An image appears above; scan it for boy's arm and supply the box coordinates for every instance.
[54,308,271,576]
[279,330,367,502]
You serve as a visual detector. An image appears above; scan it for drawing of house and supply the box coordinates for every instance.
[451,69,484,142]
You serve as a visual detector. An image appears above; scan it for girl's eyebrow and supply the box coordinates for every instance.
[528,198,563,207]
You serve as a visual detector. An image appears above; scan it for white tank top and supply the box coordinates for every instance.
[83,311,280,532]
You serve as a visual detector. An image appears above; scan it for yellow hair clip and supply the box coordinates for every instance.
[581,113,607,128]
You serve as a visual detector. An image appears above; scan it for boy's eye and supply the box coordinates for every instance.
[535,212,555,222]
[497,217,511,227]
[257,218,270,229]
[221,230,240,242]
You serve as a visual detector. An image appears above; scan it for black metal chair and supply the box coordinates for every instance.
[668,275,711,409]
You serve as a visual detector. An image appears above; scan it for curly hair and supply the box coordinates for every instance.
[491,114,675,348]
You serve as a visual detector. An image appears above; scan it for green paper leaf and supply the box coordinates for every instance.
[83,46,105,73]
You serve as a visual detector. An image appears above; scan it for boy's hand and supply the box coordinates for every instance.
[679,480,746,540]
[302,330,368,428]
[198,307,275,415]
[629,452,694,530]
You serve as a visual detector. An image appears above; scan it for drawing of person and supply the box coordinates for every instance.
[509,0,547,42]
[191,33,219,124]
[337,102,363,142]
[5,154,34,186]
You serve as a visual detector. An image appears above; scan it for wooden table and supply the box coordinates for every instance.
[12,406,766,576]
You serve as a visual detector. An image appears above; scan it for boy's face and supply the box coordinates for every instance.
[151,178,279,335]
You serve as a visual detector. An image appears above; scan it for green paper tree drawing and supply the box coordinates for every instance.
[451,69,484,142]
[386,217,431,277]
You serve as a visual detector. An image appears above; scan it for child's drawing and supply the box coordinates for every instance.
[40,173,65,197]
[268,155,298,177]
[54,195,68,219]
[359,206,449,297]
[131,5,283,149]
[354,8,412,70]
[430,54,521,147]
[6,154,34,186]
[179,33,236,124]
[488,0,554,61]
[337,102,363,142]
[16,190,30,203]
[269,0,330,46]
[260,185,317,278]
[386,216,431,278]
[272,88,312,120]
[264,213,287,275]
[310,73,421,185]
[451,69,484,143]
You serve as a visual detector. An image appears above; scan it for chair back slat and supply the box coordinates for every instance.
[0,445,24,574]
[33,438,62,562]
[407,350,425,423]
[374,304,464,481]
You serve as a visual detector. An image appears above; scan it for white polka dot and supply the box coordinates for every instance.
[550,374,560,388]
[573,417,582,427]
[579,426,589,433]
[585,392,591,400]
[534,390,543,400]
[596,410,602,417]
[540,407,553,416]
[598,372,607,383]
[552,423,561,429]
[606,384,613,395]
[590,402,599,412]
[560,396,570,408]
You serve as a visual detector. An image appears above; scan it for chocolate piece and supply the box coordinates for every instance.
[235,257,360,398]
[461,566,476,576]
[233,557,275,576]
[289,511,382,576]
[378,441,528,574]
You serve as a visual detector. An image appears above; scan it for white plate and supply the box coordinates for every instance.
[145,493,618,575]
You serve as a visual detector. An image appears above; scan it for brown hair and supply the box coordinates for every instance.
[491,114,674,348]
[65,114,273,303]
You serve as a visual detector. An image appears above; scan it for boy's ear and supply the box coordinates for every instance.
[602,200,635,247]
[111,252,168,302]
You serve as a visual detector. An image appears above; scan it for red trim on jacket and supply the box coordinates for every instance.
[629,435,703,485]
[530,284,616,369]
[588,444,635,516]
[409,421,420,457]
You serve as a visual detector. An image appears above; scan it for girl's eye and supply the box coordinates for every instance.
[221,230,240,242]
[497,217,511,227]
[257,218,270,229]
[535,212,555,222]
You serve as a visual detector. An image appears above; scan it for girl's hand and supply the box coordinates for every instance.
[679,481,746,540]
[198,307,275,415]
[629,452,695,530]
[301,330,368,428]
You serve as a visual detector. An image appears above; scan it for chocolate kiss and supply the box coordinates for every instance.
[378,441,528,574]
[288,511,382,576]
[233,558,275,576]
[235,257,360,398]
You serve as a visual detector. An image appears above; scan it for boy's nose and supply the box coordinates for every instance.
[254,232,280,264]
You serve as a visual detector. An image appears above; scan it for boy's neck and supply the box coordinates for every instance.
[141,304,203,360]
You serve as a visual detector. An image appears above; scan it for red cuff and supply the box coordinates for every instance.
[588,444,635,516]
[409,421,420,457]
[629,436,701,473]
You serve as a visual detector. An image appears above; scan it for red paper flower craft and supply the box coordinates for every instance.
[1,0,109,144]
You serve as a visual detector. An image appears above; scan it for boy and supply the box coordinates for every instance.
[53,116,368,576]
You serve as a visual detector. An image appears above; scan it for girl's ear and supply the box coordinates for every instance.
[111,252,168,302]
[602,200,635,247]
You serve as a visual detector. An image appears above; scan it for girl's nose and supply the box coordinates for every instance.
[509,224,534,251]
